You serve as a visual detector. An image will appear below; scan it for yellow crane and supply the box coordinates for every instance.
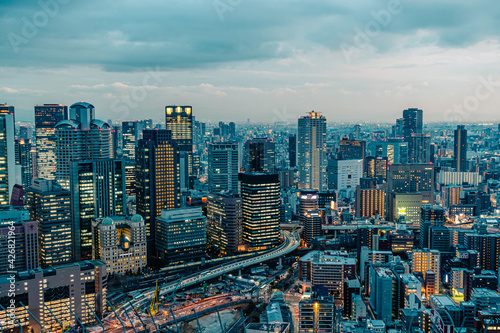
[149,280,160,316]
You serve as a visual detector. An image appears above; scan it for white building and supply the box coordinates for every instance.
[438,171,482,186]
[327,159,363,191]
[93,214,147,275]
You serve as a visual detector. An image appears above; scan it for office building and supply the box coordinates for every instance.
[369,265,399,323]
[207,192,244,255]
[208,142,239,193]
[297,111,327,191]
[389,192,422,223]
[420,204,445,249]
[464,268,498,302]
[355,186,386,218]
[166,106,193,186]
[289,134,296,168]
[93,215,147,275]
[438,171,481,186]
[409,133,431,164]
[156,207,206,264]
[0,104,15,122]
[0,260,107,331]
[55,102,113,189]
[15,138,33,188]
[298,190,319,227]
[303,210,323,245]
[299,251,356,299]
[387,163,435,204]
[0,113,16,205]
[299,294,335,333]
[121,120,138,162]
[34,104,68,180]
[338,139,366,161]
[402,108,423,141]
[243,138,276,173]
[412,249,440,296]
[454,125,467,172]
[471,289,500,311]
[327,159,363,191]
[368,140,409,164]
[0,206,38,274]
[365,156,387,180]
[388,228,414,254]
[70,159,126,261]
[241,173,280,251]
[25,179,72,268]
[136,129,180,247]
[464,233,500,272]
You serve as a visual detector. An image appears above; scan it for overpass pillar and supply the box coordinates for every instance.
[238,269,242,276]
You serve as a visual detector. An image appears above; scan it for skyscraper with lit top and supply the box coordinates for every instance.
[166,105,193,186]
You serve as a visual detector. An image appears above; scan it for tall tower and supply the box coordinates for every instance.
[70,159,126,261]
[0,113,16,205]
[34,104,68,180]
[135,129,180,250]
[55,102,112,189]
[166,105,193,187]
[409,133,431,164]
[15,138,34,188]
[288,134,296,168]
[243,138,276,173]
[298,111,327,191]
[402,108,423,141]
[241,173,280,251]
[454,125,467,172]
[208,142,239,194]
[121,120,138,162]
[0,104,15,124]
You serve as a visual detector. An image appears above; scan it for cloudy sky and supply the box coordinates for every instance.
[1,0,500,123]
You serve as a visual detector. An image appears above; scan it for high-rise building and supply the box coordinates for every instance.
[409,133,431,164]
[412,249,440,295]
[289,134,297,168]
[297,111,327,191]
[327,159,363,191]
[93,215,147,275]
[0,260,107,330]
[121,120,138,162]
[70,159,126,261]
[298,190,319,226]
[369,265,399,323]
[338,139,366,161]
[241,173,280,251]
[243,138,275,173]
[0,206,38,273]
[389,192,422,223]
[387,164,435,204]
[420,204,445,249]
[207,192,244,255]
[55,102,112,189]
[0,104,15,119]
[299,294,335,333]
[14,138,33,188]
[136,129,180,248]
[165,105,193,185]
[208,142,239,194]
[0,113,16,205]
[34,104,68,180]
[156,207,206,264]
[464,233,500,272]
[395,118,404,138]
[25,179,72,268]
[303,210,323,245]
[365,156,388,180]
[355,186,386,218]
[454,125,467,172]
[402,108,423,141]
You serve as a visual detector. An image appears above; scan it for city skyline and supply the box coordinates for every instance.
[1,1,500,122]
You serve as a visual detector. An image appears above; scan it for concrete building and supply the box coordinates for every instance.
[208,142,239,194]
[156,207,206,264]
[369,265,399,323]
[0,113,16,205]
[390,192,423,224]
[412,249,440,296]
[355,186,386,218]
[165,106,194,185]
[327,159,363,191]
[243,137,276,173]
[387,163,435,204]
[93,215,147,275]
[454,125,467,172]
[298,294,335,333]
[0,260,107,331]
[438,171,482,186]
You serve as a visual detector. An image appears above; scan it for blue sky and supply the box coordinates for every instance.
[1,0,500,123]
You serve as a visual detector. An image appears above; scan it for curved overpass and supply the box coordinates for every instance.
[104,230,300,322]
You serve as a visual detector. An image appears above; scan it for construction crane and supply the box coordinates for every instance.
[149,280,160,316]
[165,275,184,303]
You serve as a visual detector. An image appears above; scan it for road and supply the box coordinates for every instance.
[97,230,300,331]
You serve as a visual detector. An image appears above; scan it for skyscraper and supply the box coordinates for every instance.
[15,138,33,188]
[34,104,68,180]
[121,120,138,162]
[387,164,435,204]
[297,111,327,191]
[70,159,126,261]
[207,192,243,255]
[338,139,366,160]
[25,179,72,268]
[0,113,16,205]
[243,137,275,173]
[0,104,15,123]
[136,129,180,248]
[355,186,386,218]
[165,105,193,186]
[288,134,296,168]
[409,133,431,164]
[412,249,440,295]
[454,125,467,172]
[55,102,112,189]
[208,142,239,193]
[402,108,423,141]
[420,204,445,249]
[241,173,280,251]
[365,156,388,180]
